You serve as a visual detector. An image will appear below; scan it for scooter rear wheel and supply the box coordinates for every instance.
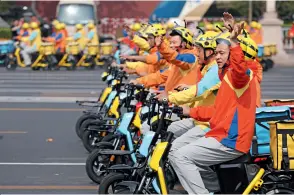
[85,148,112,184]
[6,56,17,71]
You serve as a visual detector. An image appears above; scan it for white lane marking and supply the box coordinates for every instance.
[0,162,85,166]
[0,96,98,103]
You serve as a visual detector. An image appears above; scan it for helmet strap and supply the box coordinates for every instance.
[203,48,214,63]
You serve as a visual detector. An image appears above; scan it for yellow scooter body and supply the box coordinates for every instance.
[31,42,55,68]
[100,87,112,103]
[15,47,26,67]
[76,43,98,67]
[149,142,169,195]
[58,40,80,68]
[132,107,142,130]
[108,96,120,119]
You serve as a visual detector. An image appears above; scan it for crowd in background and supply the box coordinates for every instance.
[10,16,54,40]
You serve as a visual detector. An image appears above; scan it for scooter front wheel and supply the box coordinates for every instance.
[85,148,112,184]
[82,129,109,153]
[75,114,98,139]
[98,173,132,194]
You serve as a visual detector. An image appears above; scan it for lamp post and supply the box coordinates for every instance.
[248,0,252,23]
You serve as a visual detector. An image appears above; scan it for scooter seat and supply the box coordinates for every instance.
[88,119,106,126]
[222,153,251,164]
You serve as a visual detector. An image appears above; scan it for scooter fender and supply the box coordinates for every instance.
[81,113,103,120]
[82,110,99,115]
[84,127,109,132]
[115,181,139,193]
[95,141,115,150]
[107,164,134,172]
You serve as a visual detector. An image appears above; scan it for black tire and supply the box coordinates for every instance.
[83,132,116,153]
[89,56,96,70]
[265,59,274,69]
[6,56,17,71]
[261,60,268,72]
[79,118,99,140]
[98,173,131,194]
[46,55,57,71]
[31,67,40,71]
[82,130,106,153]
[165,161,178,190]
[85,148,112,184]
[66,56,77,71]
[75,114,97,139]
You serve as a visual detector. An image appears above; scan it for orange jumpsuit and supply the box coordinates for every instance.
[136,41,198,92]
[134,47,167,75]
[190,45,257,153]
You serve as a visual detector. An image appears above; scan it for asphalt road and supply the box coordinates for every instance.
[0,68,106,98]
[0,66,292,193]
[0,66,292,101]
[261,66,294,100]
[0,102,98,194]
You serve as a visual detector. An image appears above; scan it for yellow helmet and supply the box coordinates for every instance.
[60,23,66,29]
[140,23,148,30]
[22,23,29,29]
[213,24,222,32]
[52,20,59,26]
[87,22,95,29]
[205,23,214,31]
[55,23,63,30]
[250,21,258,28]
[195,31,218,50]
[241,29,250,37]
[166,21,175,30]
[130,23,141,32]
[213,31,231,47]
[75,24,83,30]
[30,22,38,29]
[152,23,163,29]
[256,23,262,30]
[144,24,166,37]
[170,26,193,48]
[238,35,258,60]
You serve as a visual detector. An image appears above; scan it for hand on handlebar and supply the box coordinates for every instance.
[155,91,169,102]
[123,67,137,74]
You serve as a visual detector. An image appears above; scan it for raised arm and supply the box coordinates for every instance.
[223,12,250,89]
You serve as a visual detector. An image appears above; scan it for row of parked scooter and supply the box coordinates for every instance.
[0,38,276,71]
[74,66,294,194]
[0,39,114,71]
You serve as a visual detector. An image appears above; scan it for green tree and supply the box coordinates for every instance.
[216,1,265,21]
[0,1,13,12]
[276,1,294,22]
